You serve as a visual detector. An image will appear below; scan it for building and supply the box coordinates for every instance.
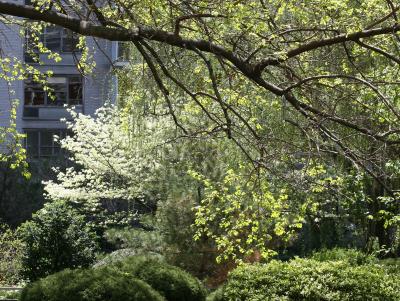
[0,0,119,158]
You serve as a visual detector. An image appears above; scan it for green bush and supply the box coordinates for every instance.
[0,224,23,285]
[310,248,377,266]
[18,201,99,281]
[206,286,225,301]
[110,256,207,301]
[379,257,400,274]
[218,258,400,300]
[0,289,21,300]
[20,267,165,301]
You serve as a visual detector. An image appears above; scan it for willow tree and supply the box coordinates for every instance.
[1,0,399,251]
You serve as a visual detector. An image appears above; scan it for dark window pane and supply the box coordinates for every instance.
[46,93,66,105]
[24,91,33,105]
[62,29,79,52]
[69,83,82,99]
[25,78,45,106]
[25,90,45,105]
[69,77,83,105]
[25,130,68,158]
[40,147,53,157]
[26,131,39,157]
[47,78,67,105]
[53,147,60,155]
[32,92,45,105]
[41,131,53,147]
[118,42,130,61]
[45,27,61,51]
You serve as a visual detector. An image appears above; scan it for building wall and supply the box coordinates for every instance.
[0,0,116,133]
[0,16,24,130]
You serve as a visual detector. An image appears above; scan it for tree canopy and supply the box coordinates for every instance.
[0,1,399,194]
[1,0,400,258]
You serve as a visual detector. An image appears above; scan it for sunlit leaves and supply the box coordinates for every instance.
[0,100,30,179]
[191,167,304,263]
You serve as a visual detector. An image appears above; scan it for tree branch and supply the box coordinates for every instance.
[254,24,400,74]
[174,13,225,36]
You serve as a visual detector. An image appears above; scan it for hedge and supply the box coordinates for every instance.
[20,267,165,301]
[213,257,400,300]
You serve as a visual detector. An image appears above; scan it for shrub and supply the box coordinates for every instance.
[110,256,207,301]
[218,258,400,300]
[310,248,377,266]
[18,201,99,280]
[20,267,165,301]
[206,286,225,301]
[104,225,166,256]
[0,289,21,300]
[379,257,400,274]
[0,224,23,285]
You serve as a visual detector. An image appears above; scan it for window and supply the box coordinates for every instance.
[25,25,79,59]
[25,129,68,158]
[24,75,83,106]
[43,27,79,52]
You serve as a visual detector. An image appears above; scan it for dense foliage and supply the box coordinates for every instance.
[20,267,165,301]
[309,248,377,266]
[213,253,400,301]
[109,256,207,301]
[0,224,23,285]
[18,201,99,281]
[0,100,29,178]
[103,197,219,279]
[0,289,20,300]
[44,107,167,203]
[1,0,400,288]
[20,256,206,301]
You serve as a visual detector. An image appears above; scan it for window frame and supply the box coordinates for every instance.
[24,75,84,107]
[24,129,68,158]
[41,26,80,53]
[24,25,80,59]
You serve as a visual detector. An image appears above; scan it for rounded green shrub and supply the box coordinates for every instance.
[18,201,99,281]
[111,256,207,301]
[20,267,165,301]
[218,258,400,300]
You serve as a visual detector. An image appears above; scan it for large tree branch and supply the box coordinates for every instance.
[2,0,400,89]
[356,39,400,65]
[0,1,253,75]
[285,74,400,122]
[254,24,400,74]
